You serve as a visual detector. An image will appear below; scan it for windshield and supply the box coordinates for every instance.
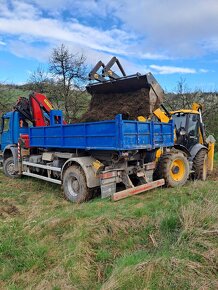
[172,113,187,130]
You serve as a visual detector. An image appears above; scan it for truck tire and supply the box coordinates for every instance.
[63,165,90,203]
[3,157,20,178]
[193,149,208,181]
[155,152,189,187]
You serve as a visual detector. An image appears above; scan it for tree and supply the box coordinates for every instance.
[164,78,218,145]
[0,82,17,115]
[164,77,194,110]
[27,66,63,109]
[49,44,88,122]
[27,66,50,93]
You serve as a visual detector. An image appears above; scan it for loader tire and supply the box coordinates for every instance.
[3,157,20,178]
[63,165,91,203]
[154,152,189,187]
[193,149,208,181]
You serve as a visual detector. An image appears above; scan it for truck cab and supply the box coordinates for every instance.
[0,111,30,171]
[0,111,29,151]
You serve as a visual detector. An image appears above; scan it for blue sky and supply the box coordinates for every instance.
[0,0,218,91]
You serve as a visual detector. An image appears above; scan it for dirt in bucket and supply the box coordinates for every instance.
[80,88,160,122]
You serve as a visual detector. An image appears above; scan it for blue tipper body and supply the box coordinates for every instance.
[29,114,174,151]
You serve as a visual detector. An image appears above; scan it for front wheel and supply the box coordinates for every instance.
[3,157,20,178]
[155,152,190,187]
[63,165,91,203]
[193,149,208,181]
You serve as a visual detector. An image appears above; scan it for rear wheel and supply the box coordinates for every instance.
[3,157,20,178]
[63,165,91,203]
[193,149,208,181]
[155,151,189,187]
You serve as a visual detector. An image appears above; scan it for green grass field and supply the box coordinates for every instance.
[0,166,217,290]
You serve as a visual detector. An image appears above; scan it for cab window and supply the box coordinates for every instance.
[172,113,187,130]
[187,114,199,137]
[3,118,10,132]
[19,118,29,128]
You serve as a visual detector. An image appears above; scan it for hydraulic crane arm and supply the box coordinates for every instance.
[14,92,64,127]
[29,92,54,126]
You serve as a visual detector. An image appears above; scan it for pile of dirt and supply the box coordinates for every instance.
[0,199,20,218]
[209,165,218,181]
[0,206,20,218]
[80,88,160,122]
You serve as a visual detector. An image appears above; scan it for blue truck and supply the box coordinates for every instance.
[0,61,189,202]
[0,109,174,201]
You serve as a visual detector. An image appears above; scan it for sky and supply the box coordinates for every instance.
[0,0,218,91]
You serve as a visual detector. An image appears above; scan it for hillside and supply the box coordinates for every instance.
[0,165,217,289]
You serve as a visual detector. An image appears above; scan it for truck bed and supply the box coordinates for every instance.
[29,114,174,151]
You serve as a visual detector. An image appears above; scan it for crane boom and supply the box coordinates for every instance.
[14,92,64,127]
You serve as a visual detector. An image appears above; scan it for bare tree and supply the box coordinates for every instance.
[164,78,218,142]
[49,44,88,122]
[27,66,50,93]
[164,77,194,110]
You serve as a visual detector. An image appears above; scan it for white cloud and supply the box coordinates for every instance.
[199,69,209,73]
[0,0,171,60]
[140,53,172,60]
[113,0,218,57]
[0,0,40,19]
[7,39,53,61]
[150,65,196,74]
[33,0,218,57]
[0,17,134,56]
[1,0,218,59]
[0,0,214,79]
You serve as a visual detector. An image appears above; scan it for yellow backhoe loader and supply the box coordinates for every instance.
[153,103,215,186]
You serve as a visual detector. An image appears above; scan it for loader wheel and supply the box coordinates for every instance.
[3,157,20,178]
[63,165,90,203]
[193,149,208,181]
[155,152,189,187]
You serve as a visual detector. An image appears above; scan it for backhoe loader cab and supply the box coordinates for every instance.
[172,110,203,150]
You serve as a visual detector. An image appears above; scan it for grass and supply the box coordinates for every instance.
[0,166,218,289]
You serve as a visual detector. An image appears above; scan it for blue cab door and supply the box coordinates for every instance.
[0,112,14,150]
[0,111,30,151]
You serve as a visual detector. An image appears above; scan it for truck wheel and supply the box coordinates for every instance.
[193,149,208,181]
[3,157,20,178]
[63,165,90,203]
[155,152,189,187]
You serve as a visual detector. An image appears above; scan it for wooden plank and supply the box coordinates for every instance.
[112,179,165,201]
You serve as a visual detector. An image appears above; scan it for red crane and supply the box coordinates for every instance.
[14,92,65,127]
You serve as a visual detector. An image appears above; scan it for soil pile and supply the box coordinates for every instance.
[80,88,161,122]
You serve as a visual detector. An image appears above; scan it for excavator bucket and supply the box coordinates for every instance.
[82,57,164,122]
[86,73,160,94]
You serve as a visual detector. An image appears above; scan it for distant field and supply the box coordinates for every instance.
[0,167,217,290]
